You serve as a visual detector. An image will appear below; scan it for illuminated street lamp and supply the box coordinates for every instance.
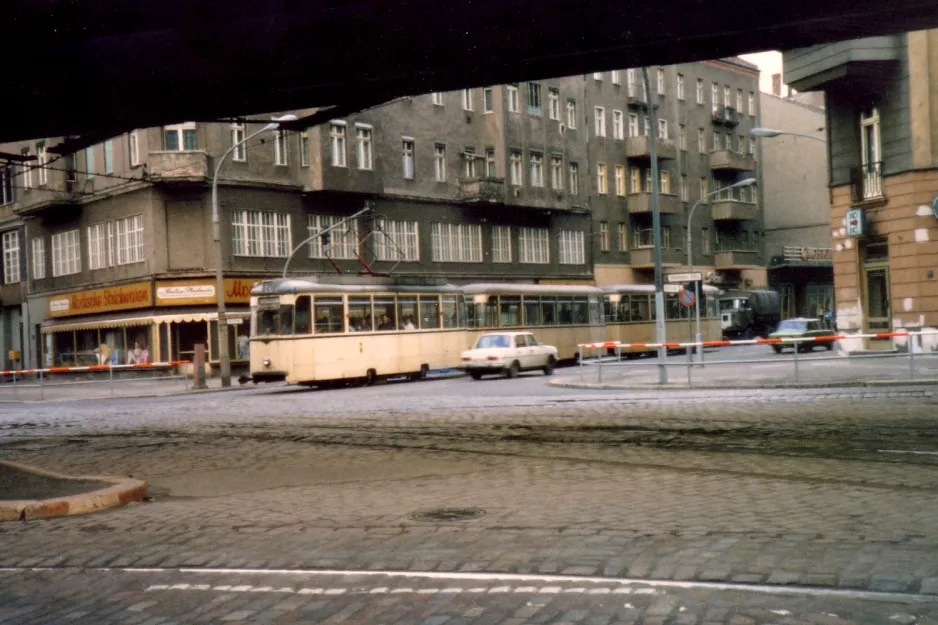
[212,114,298,387]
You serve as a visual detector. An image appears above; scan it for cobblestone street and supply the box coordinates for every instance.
[2,374,938,622]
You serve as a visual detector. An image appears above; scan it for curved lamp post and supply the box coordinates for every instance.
[213,113,298,387]
[686,177,757,362]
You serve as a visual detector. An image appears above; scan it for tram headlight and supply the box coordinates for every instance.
[262,357,271,368]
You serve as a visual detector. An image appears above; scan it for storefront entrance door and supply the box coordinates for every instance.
[863,264,890,332]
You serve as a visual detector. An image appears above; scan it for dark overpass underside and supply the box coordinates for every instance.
[4,0,938,144]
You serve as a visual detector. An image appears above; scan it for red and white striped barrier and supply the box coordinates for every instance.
[0,361,191,377]
[578,331,919,351]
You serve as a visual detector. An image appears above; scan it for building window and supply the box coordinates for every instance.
[103,140,114,174]
[51,229,81,277]
[164,122,197,151]
[568,162,579,194]
[679,124,687,150]
[308,214,359,259]
[37,143,48,186]
[611,70,621,85]
[508,85,519,113]
[681,174,688,201]
[593,72,603,81]
[2,231,20,284]
[463,147,477,179]
[558,230,585,265]
[0,166,13,205]
[749,92,755,116]
[566,100,577,128]
[374,219,419,262]
[230,123,246,161]
[550,156,563,190]
[677,74,685,100]
[713,130,720,151]
[20,149,31,189]
[658,119,668,140]
[737,134,745,154]
[330,122,347,167]
[128,131,140,167]
[599,221,610,252]
[273,129,288,166]
[628,113,639,137]
[85,146,95,180]
[528,82,541,114]
[643,115,650,136]
[700,177,708,201]
[596,163,607,194]
[614,165,626,196]
[736,89,743,112]
[724,133,733,151]
[630,167,641,193]
[300,131,310,167]
[696,78,704,104]
[231,210,291,257]
[462,88,473,111]
[402,139,415,179]
[31,237,45,280]
[492,226,512,263]
[724,85,731,107]
[64,154,77,183]
[434,144,447,182]
[431,223,483,263]
[529,152,544,187]
[748,137,755,155]
[618,223,628,251]
[485,148,497,178]
[702,228,711,254]
[115,215,145,265]
[431,91,444,106]
[711,82,719,107]
[355,125,372,170]
[860,108,883,199]
[594,107,606,137]
[519,228,549,264]
[660,170,671,194]
[612,110,624,140]
[548,88,560,120]
[484,88,494,112]
[657,68,665,95]
[509,150,522,186]
[88,223,107,270]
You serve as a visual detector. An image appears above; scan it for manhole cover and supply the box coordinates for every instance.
[409,507,486,523]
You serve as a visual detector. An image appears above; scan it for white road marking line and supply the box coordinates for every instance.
[879,449,938,456]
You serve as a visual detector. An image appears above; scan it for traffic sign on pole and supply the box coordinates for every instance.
[679,289,696,307]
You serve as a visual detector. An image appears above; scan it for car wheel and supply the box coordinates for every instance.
[505,361,520,379]
[469,371,483,380]
[825,342,834,351]
[772,346,782,354]
[543,356,556,376]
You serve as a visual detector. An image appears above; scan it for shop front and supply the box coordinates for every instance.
[768,246,834,323]
[39,278,258,372]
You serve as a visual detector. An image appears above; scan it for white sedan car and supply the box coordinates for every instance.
[460,331,559,380]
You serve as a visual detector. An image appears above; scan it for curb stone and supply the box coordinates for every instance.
[549,379,938,391]
[0,460,147,522]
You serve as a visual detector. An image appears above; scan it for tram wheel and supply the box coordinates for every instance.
[365,369,377,386]
[470,371,483,380]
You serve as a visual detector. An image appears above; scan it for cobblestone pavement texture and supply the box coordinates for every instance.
[2,370,938,620]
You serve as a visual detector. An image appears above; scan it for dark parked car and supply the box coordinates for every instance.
[768,318,837,353]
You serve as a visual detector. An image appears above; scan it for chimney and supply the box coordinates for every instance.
[772,73,782,97]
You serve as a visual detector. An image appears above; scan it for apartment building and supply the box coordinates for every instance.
[784,31,938,350]
[0,59,763,370]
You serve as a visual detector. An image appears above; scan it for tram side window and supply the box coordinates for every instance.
[706,295,718,318]
[603,298,616,322]
[279,306,295,335]
[398,296,418,329]
[540,297,558,325]
[589,297,602,325]
[295,296,312,334]
[665,294,686,320]
[523,296,543,326]
[374,296,397,330]
[485,296,498,327]
[314,297,344,333]
[617,297,631,322]
[500,296,521,327]
[558,298,574,324]
[630,295,650,322]
[348,296,374,332]
[572,297,589,324]
[442,296,460,328]
[419,295,441,329]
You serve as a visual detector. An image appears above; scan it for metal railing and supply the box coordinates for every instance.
[0,361,192,401]
[850,161,883,202]
[578,330,938,385]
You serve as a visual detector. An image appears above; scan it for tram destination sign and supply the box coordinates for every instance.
[667,272,702,284]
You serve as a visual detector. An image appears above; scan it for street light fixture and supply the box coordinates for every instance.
[685,177,757,363]
[750,127,825,143]
[212,113,298,388]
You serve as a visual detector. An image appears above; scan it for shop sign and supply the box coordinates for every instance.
[154,278,259,306]
[846,208,866,237]
[48,281,153,318]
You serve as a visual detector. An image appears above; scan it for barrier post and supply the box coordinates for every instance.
[193,344,207,390]
[597,346,604,383]
[793,341,800,383]
[909,333,916,381]
[39,369,44,401]
[12,371,16,401]
[109,364,115,396]
[686,343,692,386]
[182,361,189,391]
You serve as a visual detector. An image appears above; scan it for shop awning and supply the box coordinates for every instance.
[41,311,251,333]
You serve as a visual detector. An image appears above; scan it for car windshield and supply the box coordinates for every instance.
[474,334,512,349]
[777,319,808,332]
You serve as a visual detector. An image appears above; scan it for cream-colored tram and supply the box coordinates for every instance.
[601,284,723,357]
[460,284,605,362]
[249,279,467,385]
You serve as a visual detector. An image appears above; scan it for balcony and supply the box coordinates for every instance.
[713,237,760,269]
[711,199,758,221]
[627,192,682,215]
[629,246,684,268]
[148,150,209,183]
[709,150,755,172]
[783,36,903,92]
[625,135,677,161]
[459,177,505,203]
[711,105,739,127]
[626,83,647,108]
[849,161,884,204]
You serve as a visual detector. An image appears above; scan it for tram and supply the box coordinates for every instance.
[601,284,722,356]
[250,279,467,385]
